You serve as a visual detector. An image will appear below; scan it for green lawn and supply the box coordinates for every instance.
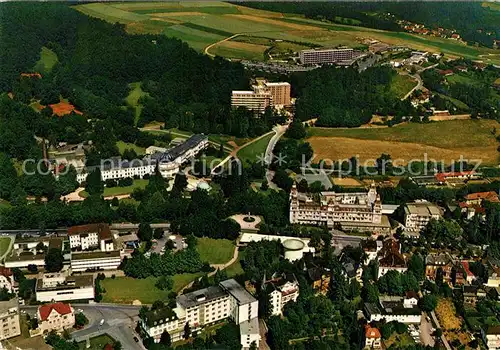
[80,179,149,198]
[78,334,116,350]
[390,74,417,99]
[196,238,235,265]
[237,133,273,166]
[225,250,245,277]
[446,73,481,86]
[125,82,149,124]
[116,140,146,155]
[0,237,12,259]
[306,119,499,150]
[75,2,500,64]
[0,199,11,209]
[101,273,203,304]
[34,46,58,74]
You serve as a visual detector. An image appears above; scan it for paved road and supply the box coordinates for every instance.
[264,125,287,166]
[22,304,143,349]
[204,34,241,58]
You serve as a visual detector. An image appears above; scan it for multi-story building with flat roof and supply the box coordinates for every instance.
[142,279,260,349]
[299,48,354,64]
[35,273,94,302]
[76,134,208,183]
[0,298,21,340]
[404,201,442,233]
[289,183,390,233]
[231,79,291,114]
[70,250,122,272]
[231,90,273,114]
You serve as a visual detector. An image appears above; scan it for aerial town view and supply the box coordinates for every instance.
[0,1,499,350]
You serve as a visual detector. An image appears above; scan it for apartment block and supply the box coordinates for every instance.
[404,201,442,233]
[231,79,291,114]
[299,48,354,64]
[0,299,21,340]
[142,279,260,349]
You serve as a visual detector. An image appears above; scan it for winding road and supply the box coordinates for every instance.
[204,34,241,58]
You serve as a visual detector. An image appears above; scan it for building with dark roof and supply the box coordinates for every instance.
[378,239,407,277]
[263,273,299,316]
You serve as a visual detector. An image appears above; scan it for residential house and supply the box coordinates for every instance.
[0,267,14,293]
[37,302,75,333]
[364,325,382,349]
[486,265,500,288]
[482,325,500,350]
[461,261,475,284]
[0,298,21,340]
[68,223,114,252]
[465,191,500,206]
[307,267,331,296]
[463,285,486,306]
[264,273,299,316]
[404,291,419,308]
[425,253,453,283]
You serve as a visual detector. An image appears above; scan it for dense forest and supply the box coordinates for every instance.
[294,66,416,126]
[241,2,500,48]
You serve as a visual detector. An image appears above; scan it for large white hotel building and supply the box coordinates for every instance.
[76,134,208,183]
[289,183,391,233]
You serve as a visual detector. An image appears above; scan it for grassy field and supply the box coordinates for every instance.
[237,133,273,166]
[126,82,149,124]
[307,119,500,165]
[196,237,235,265]
[74,2,500,64]
[116,140,146,155]
[34,47,58,74]
[77,334,116,350]
[390,74,417,99]
[80,179,149,198]
[101,273,203,304]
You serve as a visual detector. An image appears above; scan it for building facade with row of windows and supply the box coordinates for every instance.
[35,273,95,302]
[0,298,21,341]
[289,183,387,232]
[141,279,260,349]
[264,273,300,316]
[76,134,208,183]
[299,48,355,64]
[231,78,291,114]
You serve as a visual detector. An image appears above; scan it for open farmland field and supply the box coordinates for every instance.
[306,120,500,165]
[74,2,500,64]
[390,74,418,99]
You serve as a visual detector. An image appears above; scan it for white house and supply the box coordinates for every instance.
[37,302,75,334]
[0,268,14,293]
[68,223,114,252]
[264,273,299,316]
[364,296,421,324]
[365,325,382,349]
[483,326,500,350]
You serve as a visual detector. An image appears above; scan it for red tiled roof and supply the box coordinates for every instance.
[435,171,476,183]
[465,191,499,203]
[365,326,381,339]
[0,267,12,277]
[439,69,454,76]
[68,223,111,240]
[38,302,73,321]
[49,101,83,117]
[461,261,474,277]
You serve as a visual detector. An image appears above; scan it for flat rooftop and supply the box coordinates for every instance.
[36,274,94,291]
[220,279,256,305]
[71,250,121,261]
[177,285,227,309]
[405,202,441,216]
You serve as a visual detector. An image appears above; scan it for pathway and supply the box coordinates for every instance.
[0,235,14,262]
[401,63,439,101]
[430,310,452,350]
[211,130,274,174]
[204,34,241,58]
[179,239,240,294]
